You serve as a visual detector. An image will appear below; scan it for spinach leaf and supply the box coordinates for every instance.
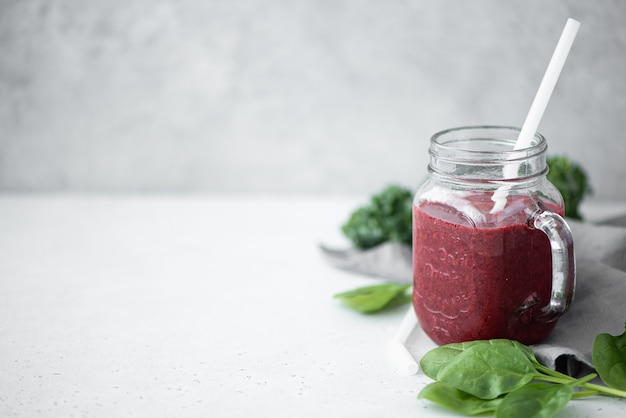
[420,340,537,399]
[435,341,536,399]
[495,383,572,418]
[418,382,501,415]
[592,324,626,390]
[420,340,491,379]
[333,282,411,313]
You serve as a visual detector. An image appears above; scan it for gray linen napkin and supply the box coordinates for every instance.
[321,216,626,376]
[320,242,412,283]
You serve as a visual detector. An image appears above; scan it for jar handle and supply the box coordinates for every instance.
[530,209,576,322]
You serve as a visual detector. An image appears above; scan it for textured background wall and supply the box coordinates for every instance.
[1,0,625,197]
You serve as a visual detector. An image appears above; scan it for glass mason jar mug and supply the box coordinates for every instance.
[412,126,575,345]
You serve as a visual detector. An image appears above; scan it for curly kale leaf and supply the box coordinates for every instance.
[546,156,592,220]
[341,184,413,249]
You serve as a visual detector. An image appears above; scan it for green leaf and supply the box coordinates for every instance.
[418,382,502,415]
[495,383,573,418]
[592,324,626,390]
[420,340,489,379]
[433,340,536,399]
[420,340,537,385]
[333,282,411,313]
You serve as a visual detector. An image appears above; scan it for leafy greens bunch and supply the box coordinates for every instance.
[340,156,591,250]
[418,330,626,418]
[341,184,413,249]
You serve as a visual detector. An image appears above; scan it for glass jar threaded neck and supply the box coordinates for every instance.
[428,126,548,186]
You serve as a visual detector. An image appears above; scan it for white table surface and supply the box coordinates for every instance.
[1,194,625,417]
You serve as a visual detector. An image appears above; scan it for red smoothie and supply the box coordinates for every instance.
[412,194,561,345]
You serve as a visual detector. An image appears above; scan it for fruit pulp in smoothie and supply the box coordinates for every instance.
[412,193,561,345]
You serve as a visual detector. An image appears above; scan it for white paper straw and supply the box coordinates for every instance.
[491,18,580,212]
[515,18,580,150]
[388,306,419,375]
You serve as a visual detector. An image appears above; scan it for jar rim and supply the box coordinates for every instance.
[430,125,547,163]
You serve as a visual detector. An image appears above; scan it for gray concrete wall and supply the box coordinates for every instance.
[1,0,624,197]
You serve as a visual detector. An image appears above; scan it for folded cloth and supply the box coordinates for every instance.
[321,216,626,376]
[320,242,412,283]
[538,219,626,376]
